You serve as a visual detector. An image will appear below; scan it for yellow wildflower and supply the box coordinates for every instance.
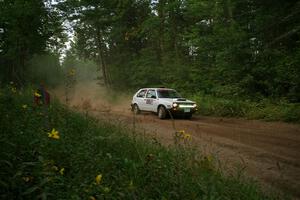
[69,69,76,76]
[95,174,102,185]
[22,104,28,109]
[89,196,96,200]
[183,133,191,140]
[34,91,41,97]
[48,128,60,140]
[207,155,213,163]
[179,130,185,135]
[59,168,65,175]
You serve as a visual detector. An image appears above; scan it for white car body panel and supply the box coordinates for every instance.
[131,88,197,116]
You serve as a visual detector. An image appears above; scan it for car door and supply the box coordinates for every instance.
[135,89,147,111]
[144,89,158,111]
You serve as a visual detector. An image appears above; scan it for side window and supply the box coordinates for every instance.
[146,90,156,98]
[136,90,146,98]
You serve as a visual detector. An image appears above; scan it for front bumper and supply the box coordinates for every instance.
[168,107,198,115]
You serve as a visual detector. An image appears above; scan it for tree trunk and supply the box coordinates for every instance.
[228,0,233,19]
[225,0,233,22]
[96,26,110,87]
[158,0,166,64]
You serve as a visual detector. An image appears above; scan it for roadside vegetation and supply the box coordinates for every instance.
[191,94,300,122]
[0,85,284,199]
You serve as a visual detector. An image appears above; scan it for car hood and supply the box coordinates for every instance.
[159,98,195,104]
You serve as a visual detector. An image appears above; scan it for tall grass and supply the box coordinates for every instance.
[192,94,300,122]
[0,85,284,199]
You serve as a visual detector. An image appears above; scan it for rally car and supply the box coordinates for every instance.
[131,88,198,119]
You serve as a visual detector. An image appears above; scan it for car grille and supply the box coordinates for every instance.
[177,103,194,108]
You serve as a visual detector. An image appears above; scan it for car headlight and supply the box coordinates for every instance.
[172,103,178,108]
[192,103,197,108]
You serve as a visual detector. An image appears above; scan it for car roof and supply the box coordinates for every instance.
[139,88,175,90]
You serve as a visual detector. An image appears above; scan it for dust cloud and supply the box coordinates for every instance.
[52,81,132,115]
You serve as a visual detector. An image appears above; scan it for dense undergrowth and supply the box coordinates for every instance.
[190,94,300,122]
[0,85,284,199]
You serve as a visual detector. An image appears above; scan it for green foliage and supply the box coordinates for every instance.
[0,87,282,199]
[63,50,98,82]
[1,0,300,121]
[0,0,65,85]
[28,54,63,87]
[192,93,300,122]
[59,0,300,103]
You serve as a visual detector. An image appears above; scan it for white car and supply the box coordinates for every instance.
[131,88,198,119]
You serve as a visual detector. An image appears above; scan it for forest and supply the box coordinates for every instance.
[1,1,300,199]
[1,0,300,120]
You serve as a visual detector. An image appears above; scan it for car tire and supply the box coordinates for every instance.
[133,104,140,115]
[158,106,167,119]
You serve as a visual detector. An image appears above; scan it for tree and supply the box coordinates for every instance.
[0,0,65,85]
[58,0,300,101]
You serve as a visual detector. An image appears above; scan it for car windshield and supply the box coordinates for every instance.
[157,89,182,98]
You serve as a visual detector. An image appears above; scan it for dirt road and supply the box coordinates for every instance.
[54,82,300,198]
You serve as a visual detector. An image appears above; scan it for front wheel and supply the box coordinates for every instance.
[158,106,167,119]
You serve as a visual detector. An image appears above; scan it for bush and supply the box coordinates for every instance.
[192,93,300,122]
